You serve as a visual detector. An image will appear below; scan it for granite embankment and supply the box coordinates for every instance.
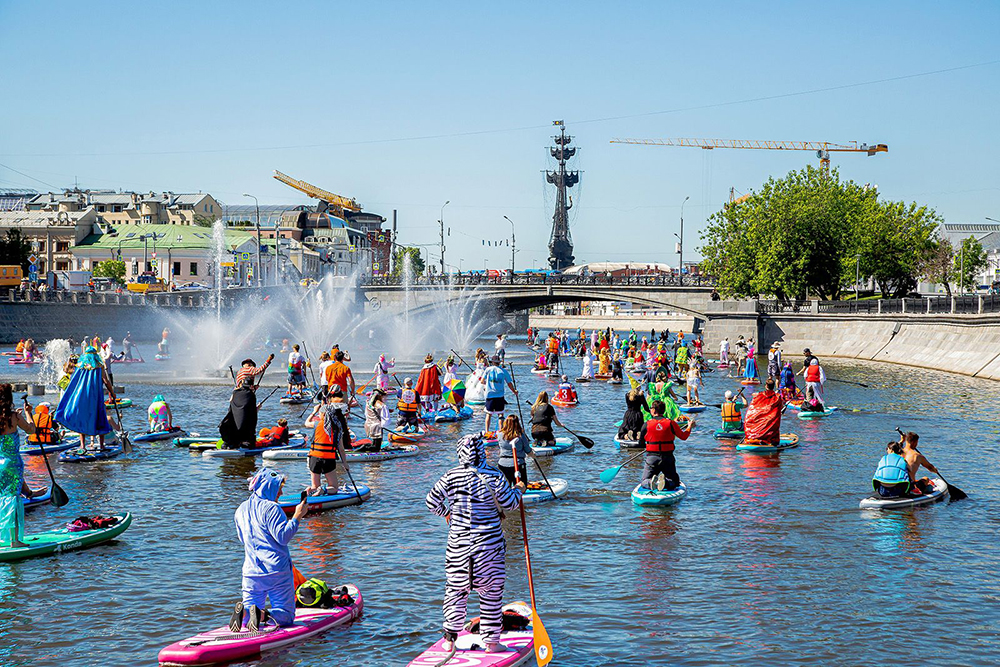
[702,301,1000,381]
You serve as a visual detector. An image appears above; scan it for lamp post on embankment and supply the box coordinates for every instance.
[503,215,516,284]
[243,193,261,287]
[678,195,690,285]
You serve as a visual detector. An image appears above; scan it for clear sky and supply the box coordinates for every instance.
[1,1,998,269]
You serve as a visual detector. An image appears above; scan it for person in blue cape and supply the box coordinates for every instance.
[54,346,116,452]
[231,469,308,631]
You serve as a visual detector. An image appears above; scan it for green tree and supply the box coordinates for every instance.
[922,238,955,297]
[389,246,425,280]
[851,199,941,298]
[93,259,127,284]
[954,237,988,293]
[0,229,32,272]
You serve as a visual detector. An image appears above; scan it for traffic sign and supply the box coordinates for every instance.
[241,252,250,261]
[28,262,36,272]
[27,254,37,265]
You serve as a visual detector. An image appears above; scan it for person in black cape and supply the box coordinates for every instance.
[220,377,259,448]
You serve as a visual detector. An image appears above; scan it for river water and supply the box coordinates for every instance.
[1,341,998,666]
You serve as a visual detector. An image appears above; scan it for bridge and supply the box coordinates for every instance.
[360,280,715,320]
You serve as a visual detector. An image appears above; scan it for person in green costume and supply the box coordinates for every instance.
[0,383,38,548]
[642,369,681,421]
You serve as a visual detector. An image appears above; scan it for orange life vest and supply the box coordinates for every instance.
[644,417,677,453]
[28,408,55,444]
[721,401,742,423]
[397,389,419,412]
[547,338,559,354]
[310,413,338,459]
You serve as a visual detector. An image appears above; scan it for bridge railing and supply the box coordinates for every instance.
[361,274,716,288]
[752,295,1000,316]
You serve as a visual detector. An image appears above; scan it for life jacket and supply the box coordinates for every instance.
[644,417,677,453]
[310,412,339,459]
[547,338,559,354]
[397,388,419,412]
[805,365,822,383]
[873,453,910,491]
[721,401,742,424]
[271,425,289,443]
[557,384,576,402]
[28,407,55,444]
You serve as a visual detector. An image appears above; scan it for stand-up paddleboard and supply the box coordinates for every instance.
[575,376,592,383]
[550,397,578,408]
[175,435,220,447]
[8,358,38,366]
[157,585,363,666]
[736,433,800,453]
[859,478,948,510]
[607,378,623,385]
[0,512,132,563]
[110,357,145,364]
[797,407,838,419]
[390,429,425,444]
[716,362,730,369]
[203,439,304,458]
[278,485,370,515]
[155,353,171,361]
[264,444,419,462]
[614,435,641,449]
[531,436,574,457]
[21,439,76,455]
[105,398,133,408]
[59,445,124,462]
[678,404,707,413]
[740,378,760,386]
[279,394,313,405]
[530,368,550,375]
[632,481,687,507]
[430,405,474,423]
[714,429,745,440]
[23,486,52,510]
[522,478,569,504]
[134,428,186,443]
[407,606,535,667]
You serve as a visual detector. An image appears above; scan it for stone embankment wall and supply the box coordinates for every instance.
[701,301,1000,381]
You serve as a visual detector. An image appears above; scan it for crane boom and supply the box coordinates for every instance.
[272,170,361,212]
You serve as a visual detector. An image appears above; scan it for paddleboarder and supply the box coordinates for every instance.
[363,388,390,452]
[232,469,309,631]
[637,400,693,490]
[235,354,274,388]
[304,390,351,495]
[529,391,566,448]
[147,394,174,433]
[0,384,38,548]
[220,376,262,449]
[618,386,649,442]
[425,435,525,654]
[497,415,530,485]
[720,390,747,434]
[479,356,516,436]
[54,345,116,452]
[900,431,942,495]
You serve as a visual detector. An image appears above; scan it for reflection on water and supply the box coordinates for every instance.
[1,345,999,665]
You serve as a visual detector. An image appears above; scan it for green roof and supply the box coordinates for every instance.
[76,224,256,251]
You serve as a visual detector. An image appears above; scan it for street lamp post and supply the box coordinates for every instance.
[243,193,261,287]
[679,196,690,285]
[855,254,861,302]
[439,200,450,280]
[503,215,516,284]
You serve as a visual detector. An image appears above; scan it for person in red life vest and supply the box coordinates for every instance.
[303,391,350,495]
[396,378,422,433]
[556,375,577,404]
[743,378,785,444]
[637,400,693,490]
[256,418,290,448]
[803,357,825,404]
[416,353,443,414]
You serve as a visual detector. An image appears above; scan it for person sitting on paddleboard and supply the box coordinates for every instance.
[872,441,911,498]
[900,431,941,496]
[497,414,530,486]
[256,419,290,448]
[637,400,693,490]
[556,375,577,404]
[304,390,351,496]
[529,390,565,447]
[147,394,173,433]
[231,469,308,632]
[363,388,390,452]
[396,378,422,433]
[618,386,649,442]
[425,434,525,654]
[720,390,746,434]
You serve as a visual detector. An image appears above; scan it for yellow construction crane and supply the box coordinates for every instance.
[273,170,361,217]
[609,138,888,174]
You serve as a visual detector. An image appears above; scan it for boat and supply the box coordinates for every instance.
[859,478,948,509]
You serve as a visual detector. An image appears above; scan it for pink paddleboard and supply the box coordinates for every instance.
[408,628,534,666]
[158,584,362,666]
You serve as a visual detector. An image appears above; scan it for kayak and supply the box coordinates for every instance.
[614,435,641,449]
[407,604,535,667]
[157,585,363,666]
[632,481,687,507]
[736,433,800,453]
[278,485,371,515]
[389,429,425,444]
[531,436,574,457]
[59,445,124,462]
[105,398,133,408]
[21,439,77,455]
[0,512,132,563]
[678,404,707,413]
[23,486,52,510]
[714,429,745,440]
[264,444,420,462]
[134,428,186,443]
[859,479,948,509]
[522,478,569,504]
[203,439,304,458]
[550,397,578,407]
[797,407,838,419]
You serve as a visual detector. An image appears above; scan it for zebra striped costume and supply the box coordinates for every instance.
[426,434,522,644]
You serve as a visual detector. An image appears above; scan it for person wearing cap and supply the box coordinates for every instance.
[720,389,747,434]
[797,348,819,377]
[147,393,173,432]
[767,342,783,381]
[479,355,516,436]
[396,378,422,433]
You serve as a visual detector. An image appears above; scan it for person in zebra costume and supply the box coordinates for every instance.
[425,434,525,653]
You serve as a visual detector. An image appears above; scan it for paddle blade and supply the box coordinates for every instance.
[578,435,595,449]
[50,483,69,507]
[599,464,623,484]
[532,609,553,667]
[948,483,968,501]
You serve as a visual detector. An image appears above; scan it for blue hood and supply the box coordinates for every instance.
[249,468,285,501]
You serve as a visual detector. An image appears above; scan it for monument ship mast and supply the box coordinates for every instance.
[545,120,580,270]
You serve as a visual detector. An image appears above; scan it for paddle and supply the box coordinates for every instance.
[827,377,870,389]
[20,396,69,507]
[340,453,363,501]
[257,386,281,408]
[510,449,554,666]
[508,365,558,502]
[517,398,594,450]
[103,382,133,454]
[895,427,967,500]
[529,454,559,501]
[228,365,236,382]
[449,348,475,373]
[600,451,644,484]
[300,341,320,389]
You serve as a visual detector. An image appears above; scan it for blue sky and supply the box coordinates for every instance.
[1,1,998,269]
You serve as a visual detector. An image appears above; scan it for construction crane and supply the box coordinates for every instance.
[609,138,888,174]
[273,170,361,217]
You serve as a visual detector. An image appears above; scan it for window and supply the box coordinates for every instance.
[172,261,180,276]
[190,262,198,276]
[55,260,68,270]
[55,241,69,252]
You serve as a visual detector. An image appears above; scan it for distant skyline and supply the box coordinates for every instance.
[1,1,998,269]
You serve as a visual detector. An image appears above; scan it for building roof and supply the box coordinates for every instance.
[975,231,1000,253]
[74,223,256,252]
[0,207,97,228]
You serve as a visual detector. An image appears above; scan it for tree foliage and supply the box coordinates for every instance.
[390,246,425,280]
[0,229,32,272]
[93,259,126,283]
[699,166,943,300]
[954,236,987,293]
